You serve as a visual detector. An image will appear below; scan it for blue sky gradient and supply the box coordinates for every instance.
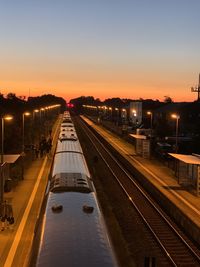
[0,0,199,101]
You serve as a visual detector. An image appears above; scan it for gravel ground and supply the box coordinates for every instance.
[75,118,166,267]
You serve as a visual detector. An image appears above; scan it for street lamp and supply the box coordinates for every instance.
[22,112,31,152]
[33,109,39,117]
[39,108,45,139]
[33,109,39,125]
[132,109,137,117]
[131,109,137,125]
[33,109,39,142]
[147,111,153,132]
[115,108,119,125]
[108,107,112,120]
[171,114,180,153]
[1,115,13,164]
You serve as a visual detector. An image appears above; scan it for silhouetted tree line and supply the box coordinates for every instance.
[70,95,200,153]
[0,93,66,154]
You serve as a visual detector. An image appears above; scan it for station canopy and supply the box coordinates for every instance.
[168,153,200,165]
[3,154,21,163]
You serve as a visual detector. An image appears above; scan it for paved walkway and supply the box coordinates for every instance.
[81,116,200,236]
[0,117,61,267]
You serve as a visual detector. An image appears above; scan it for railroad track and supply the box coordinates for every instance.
[75,116,200,267]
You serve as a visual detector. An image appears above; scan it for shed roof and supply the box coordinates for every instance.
[168,153,200,165]
[129,134,147,140]
[2,154,21,164]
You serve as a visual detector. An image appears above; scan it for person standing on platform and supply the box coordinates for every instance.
[39,136,47,158]
[0,200,14,231]
[35,144,39,159]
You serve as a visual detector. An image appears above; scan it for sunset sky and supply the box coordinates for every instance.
[0,0,200,102]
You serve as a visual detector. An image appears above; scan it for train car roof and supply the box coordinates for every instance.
[62,118,72,123]
[60,127,76,132]
[63,111,70,116]
[61,122,73,125]
[36,192,118,267]
[63,113,70,116]
[56,137,82,154]
[61,123,74,128]
[63,116,71,120]
[52,152,90,178]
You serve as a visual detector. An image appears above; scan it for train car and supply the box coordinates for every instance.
[60,123,74,129]
[32,116,119,267]
[62,117,72,123]
[59,130,77,142]
[63,111,70,117]
[63,111,71,120]
[61,122,74,129]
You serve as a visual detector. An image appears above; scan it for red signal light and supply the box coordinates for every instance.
[67,103,74,108]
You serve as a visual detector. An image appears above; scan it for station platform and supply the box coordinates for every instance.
[0,117,61,267]
[81,116,200,243]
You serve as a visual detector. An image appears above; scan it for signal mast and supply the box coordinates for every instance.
[191,73,200,101]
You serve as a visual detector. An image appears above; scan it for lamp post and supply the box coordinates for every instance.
[22,112,31,152]
[147,111,153,135]
[33,109,39,119]
[115,108,119,125]
[1,115,13,165]
[40,108,45,139]
[131,109,137,125]
[108,107,112,120]
[33,109,39,143]
[171,114,180,153]
[122,108,127,117]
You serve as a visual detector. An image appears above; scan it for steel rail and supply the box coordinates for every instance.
[77,117,200,267]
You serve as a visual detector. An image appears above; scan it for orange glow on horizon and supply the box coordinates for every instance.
[0,78,196,102]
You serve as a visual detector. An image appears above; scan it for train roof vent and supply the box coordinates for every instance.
[82,205,94,213]
[50,173,93,193]
[51,204,63,213]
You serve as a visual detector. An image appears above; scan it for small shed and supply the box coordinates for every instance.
[0,154,21,201]
[130,134,150,158]
[168,153,200,196]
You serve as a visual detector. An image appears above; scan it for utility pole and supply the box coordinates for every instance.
[191,73,200,101]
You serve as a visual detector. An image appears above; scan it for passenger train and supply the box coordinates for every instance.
[32,111,119,267]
